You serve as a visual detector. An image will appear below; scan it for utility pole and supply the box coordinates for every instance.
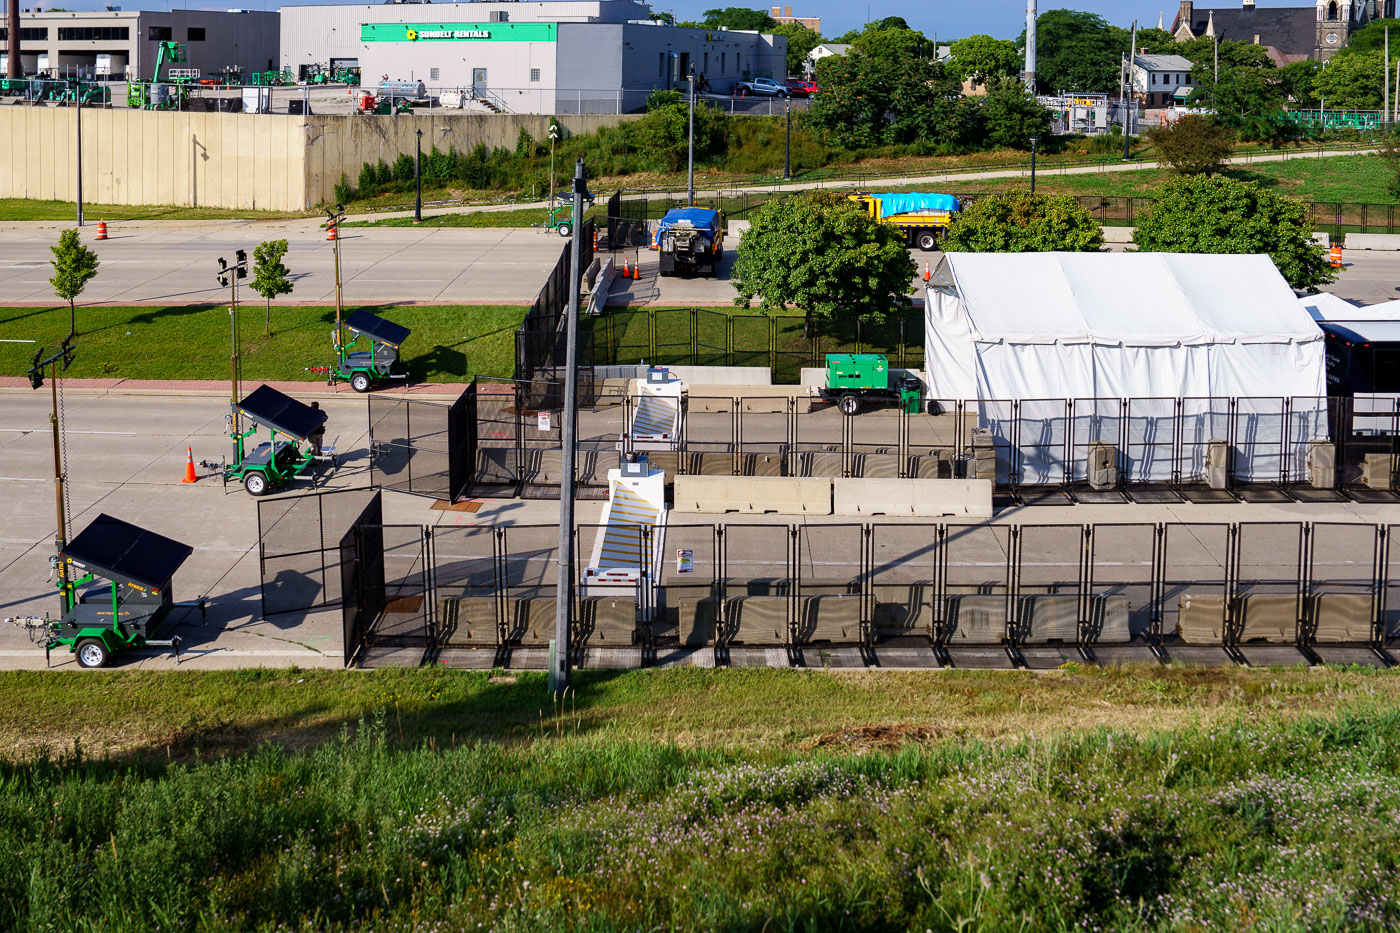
[1029,135,1039,193]
[326,204,346,343]
[548,121,558,212]
[1024,0,1037,93]
[75,91,84,228]
[687,67,696,204]
[1124,20,1137,162]
[783,94,791,180]
[6,0,20,81]
[26,338,75,617]
[1387,28,1391,127]
[552,156,586,696]
[217,250,249,462]
[1213,36,1218,84]
[413,128,422,224]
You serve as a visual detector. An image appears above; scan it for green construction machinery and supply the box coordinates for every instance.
[223,384,328,496]
[312,309,410,391]
[45,514,194,668]
[127,40,190,110]
[48,78,111,104]
[818,353,923,416]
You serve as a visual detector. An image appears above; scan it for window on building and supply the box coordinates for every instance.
[659,52,666,76]
[721,52,726,72]
[703,52,709,73]
[148,26,172,41]
[187,27,205,41]
[429,67,439,80]
[0,27,51,41]
[59,26,131,40]
[530,67,541,82]
[735,52,741,74]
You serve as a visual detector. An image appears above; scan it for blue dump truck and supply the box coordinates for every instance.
[651,207,724,278]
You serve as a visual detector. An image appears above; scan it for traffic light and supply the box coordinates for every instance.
[27,349,44,389]
[216,257,229,287]
[236,249,248,279]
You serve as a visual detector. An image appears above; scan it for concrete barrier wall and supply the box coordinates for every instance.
[0,107,637,211]
[832,478,992,518]
[0,106,306,210]
[1344,233,1400,250]
[673,474,831,514]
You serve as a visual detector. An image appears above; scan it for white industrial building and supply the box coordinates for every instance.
[278,0,787,113]
[0,8,279,79]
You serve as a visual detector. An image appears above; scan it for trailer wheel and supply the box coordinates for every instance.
[350,372,372,393]
[839,395,861,416]
[75,638,110,669]
[557,222,573,238]
[916,230,939,252]
[243,471,269,497]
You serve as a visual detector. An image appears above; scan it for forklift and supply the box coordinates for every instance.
[313,309,410,392]
[45,514,194,668]
[223,384,329,496]
[818,353,923,416]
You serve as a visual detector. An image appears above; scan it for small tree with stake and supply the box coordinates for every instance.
[249,239,294,334]
[49,229,100,338]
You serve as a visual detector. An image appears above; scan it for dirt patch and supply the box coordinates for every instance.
[803,723,947,751]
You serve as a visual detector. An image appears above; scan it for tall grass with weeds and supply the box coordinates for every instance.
[1,675,1398,931]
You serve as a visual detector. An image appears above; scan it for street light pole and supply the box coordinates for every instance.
[75,91,84,228]
[26,339,75,617]
[1029,135,1038,194]
[687,67,695,204]
[783,95,791,180]
[413,128,423,224]
[1124,19,1137,162]
[326,204,345,343]
[552,156,587,696]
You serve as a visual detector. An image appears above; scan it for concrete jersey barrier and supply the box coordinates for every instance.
[672,475,831,514]
[832,478,992,518]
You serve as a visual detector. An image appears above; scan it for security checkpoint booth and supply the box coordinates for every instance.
[924,253,1328,490]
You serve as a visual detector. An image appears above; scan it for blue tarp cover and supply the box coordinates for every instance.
[869,192,961,215]
[657,207,721,234]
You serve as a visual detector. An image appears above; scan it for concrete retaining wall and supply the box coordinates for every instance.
[0,106,636,211]
[832,478,992,518]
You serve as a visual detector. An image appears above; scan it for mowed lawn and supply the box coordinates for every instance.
[0,197,311,222]
[0,666,1398,931]
[0,304,526,382]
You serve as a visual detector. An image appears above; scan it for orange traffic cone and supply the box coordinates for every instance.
[922,260,931,282]
[327,221,337,241]
[96,220,108,241]
[633,256,642,279]
[181,447,198,484]
[621,255,631,278]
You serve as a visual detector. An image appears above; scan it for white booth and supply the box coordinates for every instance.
[925,252,1327,484]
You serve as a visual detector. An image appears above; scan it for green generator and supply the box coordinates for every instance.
[46,514,194,668]
[818,353,922,415]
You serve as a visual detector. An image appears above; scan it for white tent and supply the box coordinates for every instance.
[925,253,1327,483]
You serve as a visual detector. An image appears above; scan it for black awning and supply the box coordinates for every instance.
[345,309,410,347]
[62,513,193,589]
[237,384,328,441]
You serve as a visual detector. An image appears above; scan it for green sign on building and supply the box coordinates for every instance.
[360,22,558,43]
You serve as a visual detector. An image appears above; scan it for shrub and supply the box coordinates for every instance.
[333,173,354,205]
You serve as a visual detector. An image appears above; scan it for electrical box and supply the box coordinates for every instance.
[825,353,888,391]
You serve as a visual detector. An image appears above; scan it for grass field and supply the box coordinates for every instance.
[1,666,1397,931]
[0,198,311,222]
[0,304,525,382]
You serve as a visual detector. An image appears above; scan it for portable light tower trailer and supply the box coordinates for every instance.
[46,514,194,668]
[818,353,922,416]
[547,189,593,238]
[328,309,410,392]
[225,384,328,496]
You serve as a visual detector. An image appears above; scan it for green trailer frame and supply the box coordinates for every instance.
[224,384,329,496]
[45,514,194,668]
[329,309,410,392]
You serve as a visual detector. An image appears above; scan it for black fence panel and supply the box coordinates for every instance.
[258,488,380,618]
[340,496,385,666]
[368,395,453,499]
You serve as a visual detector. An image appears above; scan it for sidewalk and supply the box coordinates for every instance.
[0,375,511,398]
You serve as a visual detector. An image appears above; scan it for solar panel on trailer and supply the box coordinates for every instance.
[345,309,410,348]
[237,384,328,441]
[62,513,193,589]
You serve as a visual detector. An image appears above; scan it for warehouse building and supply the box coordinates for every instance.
[0,8,278,80]
[279,0,786,113]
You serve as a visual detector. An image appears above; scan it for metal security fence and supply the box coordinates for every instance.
[367,386,475,500]
[257,488,382,618]
[335,519,1398,667]
[515,220,596,403]
[586,308,924,384]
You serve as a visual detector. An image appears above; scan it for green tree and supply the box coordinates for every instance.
[645,88,683,110]
[1133,26,1179,55]
[948,34,1020,87]
[1146,115,1234,175]
[944,191,1104,253]
[1023,10,1129,93]
[732,190,914,336]
[629,99,728,171]
[770,22,824,77]
[249,239,294,335]
[849,22,934,60]
[1279,59,1322,106]
[1178,36,1275,73]
[1335,16,1400,53]
[980,78,1053,150]
[1313,48,1387,110]
[1191,64,1289,136]
[702,7,774,30]
[49,228,100,337]
[1131,175,1334,290]
[809,51,976,150]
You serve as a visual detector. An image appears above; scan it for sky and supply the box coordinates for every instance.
[31,0,1325,41]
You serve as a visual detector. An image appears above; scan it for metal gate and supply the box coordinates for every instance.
[257,488,381,617]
